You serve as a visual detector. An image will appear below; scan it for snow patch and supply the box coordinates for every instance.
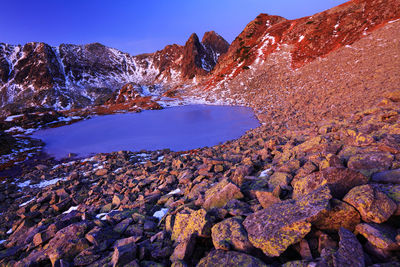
[63,206,79,214]
[6,228,13,235]
[4,114,23,122]
[31,178,66,188]
[0,240,6,245]
[298,35,305,42]
[17,180,31,187]
[167,188,181,195]
[153,208,168,220]
[19,197,35,207]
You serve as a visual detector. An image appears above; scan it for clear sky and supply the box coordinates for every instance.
[1,0,348,55]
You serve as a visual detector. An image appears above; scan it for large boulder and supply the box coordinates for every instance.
[196,250,267,267]
[46,222,91,265]
[292,167,368,199]
[211,217,253,252]
[343,185,396,223]
[243,186,331,257]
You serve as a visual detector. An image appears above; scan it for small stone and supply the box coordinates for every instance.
[112,194,124,206]
[95,168,108,176]
[343,185,396,223]
[196,250,267,267]
[211,217,253,253]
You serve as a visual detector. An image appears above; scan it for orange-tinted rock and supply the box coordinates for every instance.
[343,185,397,223]
[255,191,281,209]
[371,183,400,215]
[292,167,368,199]
[203,180,244,210]
[314,199,360,231]
[356,223,400,250]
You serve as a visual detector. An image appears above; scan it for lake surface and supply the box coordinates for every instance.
[31,105,260,159]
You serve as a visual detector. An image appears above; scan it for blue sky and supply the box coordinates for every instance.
[1,0,348,55]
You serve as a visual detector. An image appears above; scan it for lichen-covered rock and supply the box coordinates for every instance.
[372,183,400,215]
[46,222,91,265]
[332,228,364,267]
[203,180,244,210]
[314,199,360,231]
[292,167,368,199]
[343,185,396,223]
[268,172,292,190]
[196,250,267,267]
[171,208,214,243]
[347,152,394,177]
[355,223,400,250]
[211,217,253,252]
[243,186,331,257]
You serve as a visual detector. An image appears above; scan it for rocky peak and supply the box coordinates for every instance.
[202,31,229,55]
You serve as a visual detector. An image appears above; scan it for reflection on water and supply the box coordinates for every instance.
[31,105,260,159]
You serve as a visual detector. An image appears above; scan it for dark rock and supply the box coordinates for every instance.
[196,250,267,267]
[333,228,364,267]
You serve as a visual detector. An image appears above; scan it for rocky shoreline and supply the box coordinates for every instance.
[0,91,399,266]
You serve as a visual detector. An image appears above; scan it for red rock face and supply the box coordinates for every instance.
[13,43,65,90]
[207,0,400,87]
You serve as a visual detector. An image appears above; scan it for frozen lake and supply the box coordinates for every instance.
[31,105,260,159]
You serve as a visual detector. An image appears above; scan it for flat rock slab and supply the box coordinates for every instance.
[243,185,331,257]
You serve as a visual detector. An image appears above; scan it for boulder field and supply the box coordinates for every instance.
[0,91,399,266]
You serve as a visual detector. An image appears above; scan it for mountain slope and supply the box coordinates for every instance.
[186,0,400,129]
[0,31,229,114]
